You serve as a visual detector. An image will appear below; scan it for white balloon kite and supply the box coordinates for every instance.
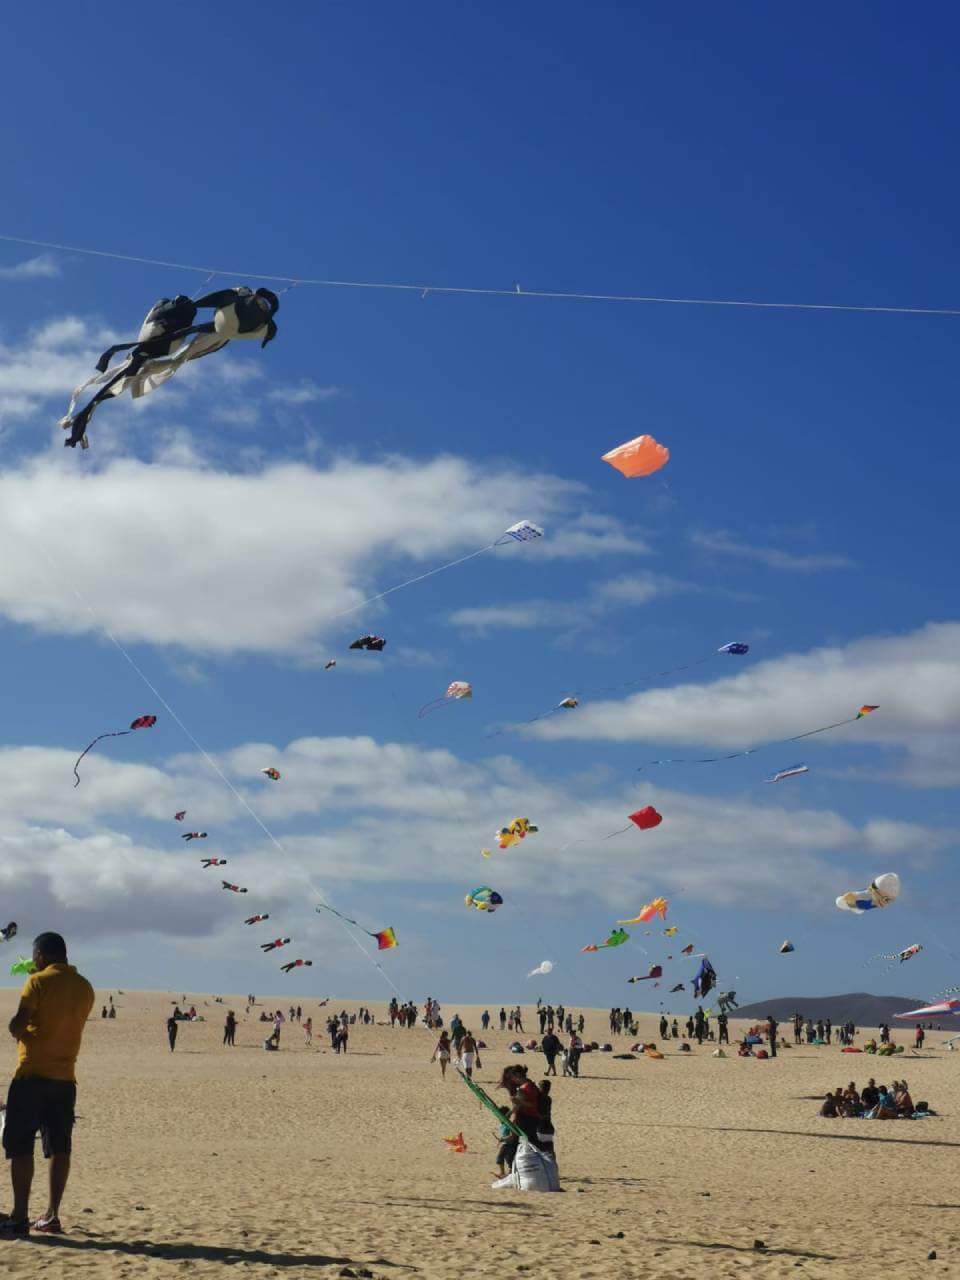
[836,872,901,915]
[527,960,554,978]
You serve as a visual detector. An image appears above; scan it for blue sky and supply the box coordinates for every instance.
[0,4,957,1009]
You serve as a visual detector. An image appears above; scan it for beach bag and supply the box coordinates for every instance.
[491,1141,561,1192]
[755,1049,769,1059]
[509,1042,525,1054]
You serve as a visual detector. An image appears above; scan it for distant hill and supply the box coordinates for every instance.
[732,992,927,1027]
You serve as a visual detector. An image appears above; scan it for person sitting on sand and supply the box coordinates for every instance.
[860,1078,879,1110]
[431,1030,452,1079]
[867,1086,897,1119]
[819,1092,838,1117]
[894,1081,914,1114]
[842,1083,861,1116]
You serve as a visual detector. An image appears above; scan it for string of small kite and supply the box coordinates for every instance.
[4,231,960,317]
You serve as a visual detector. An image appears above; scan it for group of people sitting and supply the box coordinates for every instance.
[819,1077,933,1119]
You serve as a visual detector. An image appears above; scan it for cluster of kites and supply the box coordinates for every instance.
[43,284,932,1001]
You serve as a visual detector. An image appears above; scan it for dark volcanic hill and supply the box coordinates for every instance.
[733,992,927,1027]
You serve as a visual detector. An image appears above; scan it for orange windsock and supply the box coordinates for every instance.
[602,434,670,478]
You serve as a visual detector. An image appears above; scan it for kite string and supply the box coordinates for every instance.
[3,232,960,318]
[324,543,498,626]
[31,539,400,995]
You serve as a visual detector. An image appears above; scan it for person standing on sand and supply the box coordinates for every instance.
[717,1012,729,1045]
[1,932,95,1237]
[499,1008,507,1030]
[481,1010,490,1031]
[303,1017,313,1045]
[541,1029,562,1076]
[223,1010,237,1047]
[167,1015,178,1052]
[767,1015,778,1058]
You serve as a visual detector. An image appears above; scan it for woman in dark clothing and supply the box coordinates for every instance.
[496,1066,543,1169]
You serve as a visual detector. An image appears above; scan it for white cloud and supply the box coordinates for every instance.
[527,623,960,775]
[0,316,112,421]
[0,453,637,655]
[690,529,853,572]
[268,381,344,405]
[0,254,60,281]
[0,735,946,943]
[448,572,689,634]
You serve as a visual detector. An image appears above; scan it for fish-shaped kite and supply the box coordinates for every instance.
[582,928,630,953]
[618,897,668,925]
[627,965,663,982]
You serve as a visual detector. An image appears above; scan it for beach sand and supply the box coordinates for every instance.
[0,991,955,1278]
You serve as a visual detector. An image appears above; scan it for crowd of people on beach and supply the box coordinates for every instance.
[818,1077,934,1119]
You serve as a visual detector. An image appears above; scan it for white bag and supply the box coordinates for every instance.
[490,1140,561,1192]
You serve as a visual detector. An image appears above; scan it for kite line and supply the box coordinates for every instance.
[638,706,879,768]
[31,537,401,995]
[3,232,960,318]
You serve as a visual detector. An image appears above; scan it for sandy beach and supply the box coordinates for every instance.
[0,990,955,1279]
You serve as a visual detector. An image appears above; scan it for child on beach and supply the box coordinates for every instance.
[537,1080,555,1154]
[495,1106,514,1177]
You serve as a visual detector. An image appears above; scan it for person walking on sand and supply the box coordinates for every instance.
[541,1029,562,1076]
[460,1031,479,1079]
[431,1030,452,1079]
[303,1017,313,1046]
[167,1014,178,1052]
[1,932,95,1237]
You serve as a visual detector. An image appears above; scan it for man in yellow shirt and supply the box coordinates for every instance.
[2,932,95,1237]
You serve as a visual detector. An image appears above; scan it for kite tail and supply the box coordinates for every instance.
[72,729,131,787]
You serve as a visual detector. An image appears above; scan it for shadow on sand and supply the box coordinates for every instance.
[33,1234,414,1270]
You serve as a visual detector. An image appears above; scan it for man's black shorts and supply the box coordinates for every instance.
[3,1077,77,1159]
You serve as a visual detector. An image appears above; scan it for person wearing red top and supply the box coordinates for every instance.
[496,1065,543,1168]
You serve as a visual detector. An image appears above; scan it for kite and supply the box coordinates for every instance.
[693,957,717,999]
[316,904,398,951]
[717,991,739,1013]
[527,960,554,978]
[779,940,795,954]
[464,887,504,912]
[499,521,544,542]
[627,965,663,982]
[182,832,207,842]
[455,1068,524,1138]
[492,643,750,738]
[324,660,336,671]
[681,943,696,956]
[663,926,678,937]
[871,943,922,966]
[221,881,248,894]
[669,983,685,993]
[894,999,960,1020]
[350,635,386,652]
[281,958,313,974]
[582,928,630,953]
[200,858,227,868]
[0,922,17,943]
[561,805,664,854]
[443,1132,468,1154]
[640,706,880,769]
[260,937,291,953]
[601,434,670,478]
[836,872,901,914]
[765,764,809,784]
[418,681,473,718]
[261,768,281,781]
[9,956,35,976]
[617,897,668,925]
[72,714,156,787]
[59,287,279,449]
[495,818,539,850]
[244,914,270,925]
[174,811,186,821]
